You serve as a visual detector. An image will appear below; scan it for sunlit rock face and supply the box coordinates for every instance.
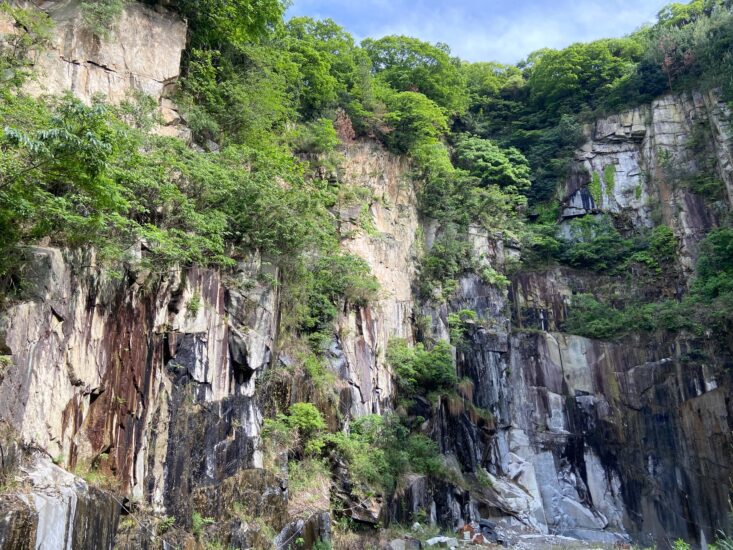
[333,141,420,417]
[23,0,186,104]
[1,0,189,139]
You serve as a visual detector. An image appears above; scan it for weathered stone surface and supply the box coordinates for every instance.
[0,17,731,546]
[0,455,120,550]
[275,511,331,550]
[193,469,288,531]
[562,90,731,275]
[0,246,280,547]
[0,495,37,550]
[334,141,420,417]
[19,0,187,104]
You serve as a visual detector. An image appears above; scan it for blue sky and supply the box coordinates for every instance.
[286,0,670,63]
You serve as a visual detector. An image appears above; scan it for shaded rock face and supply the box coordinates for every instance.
[0,456,119,550]
[419,261,733,546]
[391,222,732,546]
[275,511,331,550]
[0,247,280,547]
[562,90,732,275]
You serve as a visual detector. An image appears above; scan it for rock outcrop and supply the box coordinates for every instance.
[25,0,186,105]
[334,141,420,417]
[0,245,281,547]
[561,90,732,274]
[0,2,732,549]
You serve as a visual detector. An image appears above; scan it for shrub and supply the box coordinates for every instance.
[186,292,202,317]
[693,228,733,299]
[324,414,444,493]
[447,309,477,348]
[80,0,127,38]
[563,294,628,340]
[454,135,531,192]
[381,90,449,154]
[289,118,340,155]
[563,293,698,340]
[157,516,175,535]
[191,512,214,537]
[387,339,456,396]
[262,402,327,457]
[298,252,380,345]
[560,215,631,272]
[0,3,54,86]
[287,402,327,435]
[419,224,472,298]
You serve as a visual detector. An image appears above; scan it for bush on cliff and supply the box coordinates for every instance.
[387,338,456,397]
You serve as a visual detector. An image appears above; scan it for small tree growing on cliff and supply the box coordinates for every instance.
[262,402,327,458]
[80,0,127,39]
[0,2,54,85]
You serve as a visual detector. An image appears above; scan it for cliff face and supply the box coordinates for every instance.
[23,0,187,105]
[334,141,419,417]
[0,3,732,550]
[0,246,281,548]
[561,90,733,274]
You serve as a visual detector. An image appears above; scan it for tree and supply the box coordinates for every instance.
[453,135,531,192]
[381,90,448,153]
[694,228,733,299]
[363,35,468,115]
[387,339,456,396]
[527,38,640,117]
[461,61,524,102]
[171,0,287,49]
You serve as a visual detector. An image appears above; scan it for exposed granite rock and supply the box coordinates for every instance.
[0,495,37,550]
[0,454,119,550]
[562,90,732,275]
[1,1,190,139]
[0,247,280,546]
[23,0,186,104]
[334,141,420,417]
[275,511,331,550]
[0,14,731,544]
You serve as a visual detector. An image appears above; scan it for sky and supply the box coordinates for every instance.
[286,0,671,64]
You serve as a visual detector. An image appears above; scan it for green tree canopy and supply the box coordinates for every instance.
[170,0,287,48]
[526,38,641,117]
[461,61,524,102]
[454,135,531,192]
[362,35,468,115]
[381,90,449,153]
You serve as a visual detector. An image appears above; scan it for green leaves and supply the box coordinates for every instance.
[693,228,733,299]
[174,0,287,49]
[363,35,468,115]
[0,87,352,287]
[80,0,126,38]
[526,38,641,118]
[0,95,130,272]
[296,252,380,345]
[0,2,54,86]
[262,402,328,457]
[387,338,456,397]
[380,90,448,153]
[454,135,531,192]
[323,413,443,493]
